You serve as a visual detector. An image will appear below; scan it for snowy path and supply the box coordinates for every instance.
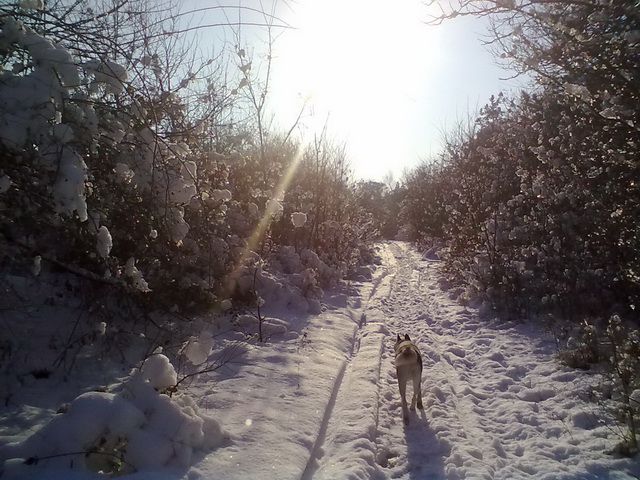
[3,247,638,480]
[192,241,638,480]
[299,242,638,480]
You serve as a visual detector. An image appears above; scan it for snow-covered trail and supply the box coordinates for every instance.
[304,241,638,480]
[191,241,637,480]
[366,242,552,479]
[4,242,638,480]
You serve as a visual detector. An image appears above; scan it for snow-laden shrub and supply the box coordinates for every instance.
[404,0,640,320]
[557,321,601,370]
[557,315,640,455]
[258,134,378,277]
[1,0,377,326]
[605,315,640,454]
[0,354,226,475]
[0,3,246,314]
[300,248,341,288]
[0,16,87,221]
[406,86,640,318]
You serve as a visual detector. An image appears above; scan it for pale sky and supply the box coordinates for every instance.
[187,0,529,182]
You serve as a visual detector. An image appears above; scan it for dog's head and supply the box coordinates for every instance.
[395,333,411,345]
[394,333,414,358]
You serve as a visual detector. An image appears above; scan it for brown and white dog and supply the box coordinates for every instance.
[394,333,423,425]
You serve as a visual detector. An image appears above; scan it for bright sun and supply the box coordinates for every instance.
[271,0,440,180]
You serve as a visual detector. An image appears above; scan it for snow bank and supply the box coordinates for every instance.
[0,355,227,477]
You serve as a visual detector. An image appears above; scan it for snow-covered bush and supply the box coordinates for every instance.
[0,354,226,475]
[557,315,640,455]
[0,1,249,314]
[605,315,640,454]
[557,321,601,370]
[406,83,639,319]
[0,0,378,343]
[234,133,377,285]
[353,180,405,240]
[405,0,640,320]
[404,0,640,446]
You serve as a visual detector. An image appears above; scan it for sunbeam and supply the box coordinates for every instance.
[222,142,306,297]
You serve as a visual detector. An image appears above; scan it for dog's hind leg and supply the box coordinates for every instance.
[397,371,410,425]
[413,373,423,410]
[410,375,417,411]
[410,382,417,411]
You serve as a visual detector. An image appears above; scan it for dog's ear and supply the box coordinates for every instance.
[405,334,411,341]
[396,333,401,342]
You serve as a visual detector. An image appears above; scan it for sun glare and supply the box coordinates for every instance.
[271,0,440,180]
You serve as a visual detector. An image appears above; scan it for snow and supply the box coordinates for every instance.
[211,189,232,201]
[564,82,591,100]
[124,258,151,292]
[266,198,284,217]
[52,149,88,222]
[180,161,197,182]
[137,354,177,390]
[2,242,639,479]
[175,242,639,479]
[1,351,225,478]
[31,255,42,276]
[182,333,215,366]
[95,322,107,336]
[115,163,135,183]
[19,0,44,9]
[165,203,188,240]
[96,226,112,258]
[0,174,11,193]
[84,60,128,94]
[51,123,74,143]
[291,212,308,227]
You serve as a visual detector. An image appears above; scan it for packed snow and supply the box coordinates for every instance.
[1,242,639,479]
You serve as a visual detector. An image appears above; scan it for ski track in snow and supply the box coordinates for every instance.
[298,241,639,480]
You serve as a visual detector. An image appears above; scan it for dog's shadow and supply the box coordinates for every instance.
[402,409,448,480]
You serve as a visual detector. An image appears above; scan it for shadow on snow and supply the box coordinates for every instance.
[403,409,448,480]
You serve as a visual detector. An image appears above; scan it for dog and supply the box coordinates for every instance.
[394,333,423,425]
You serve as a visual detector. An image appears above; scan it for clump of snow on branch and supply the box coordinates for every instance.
[84,59,129,94]
[0,175,11,193]
[212,189,232,201]
[182,333,215,365]
[52,150,89,221]
[19,0,44,10]
[96,226,112,258]
[125,258,151,293]
[31,255,41,276]
[137,354,177,390]
[564,82,591,100]
[291,212,307,227]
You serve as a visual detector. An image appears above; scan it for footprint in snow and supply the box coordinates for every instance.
[447,346,466,358]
